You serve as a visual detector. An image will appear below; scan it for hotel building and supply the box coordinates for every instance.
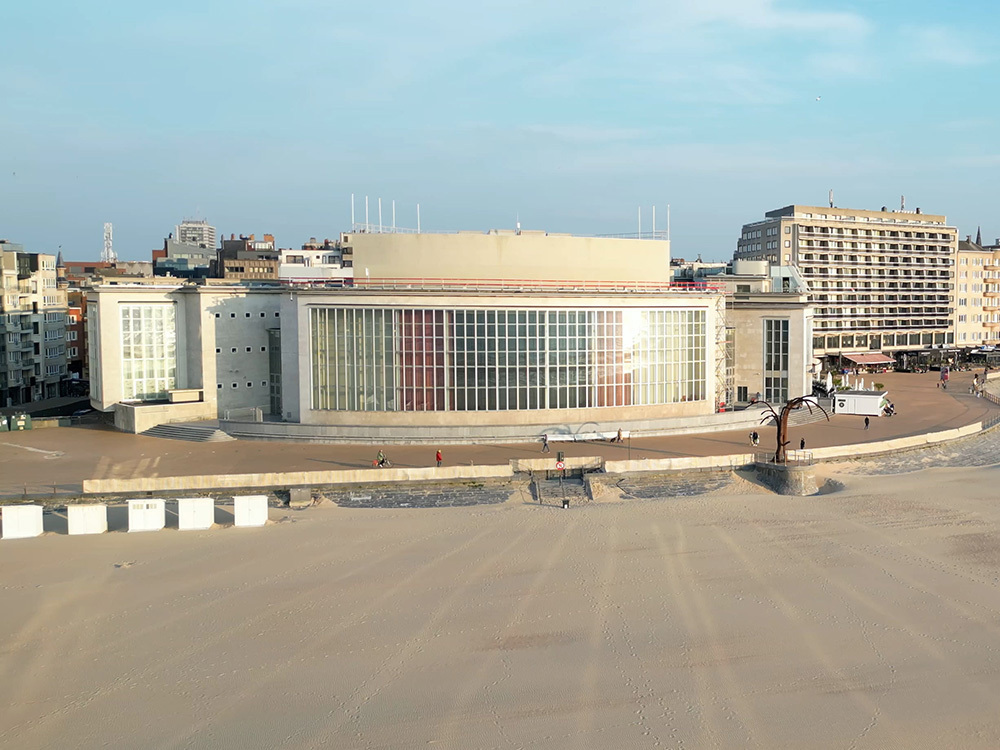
[734,205,957,368]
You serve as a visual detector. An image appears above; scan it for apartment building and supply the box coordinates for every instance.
[175,219,217,250]
[954,237,994,351]
[0,241,68,406]
[278,238,353,283]
[735,205,957,366]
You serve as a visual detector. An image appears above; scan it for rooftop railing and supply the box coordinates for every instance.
[281,277,725,294]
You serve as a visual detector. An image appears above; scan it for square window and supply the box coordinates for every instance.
[215,348,221,353]
[260,312,265,318]
[214,313,220,318]
[231,347,237,353]
[261,381,267,387]
[230,313,236,318]
[246,382,253,388]
[261,346,266,352]
[217,383,223,389]
[232,383,238,388]
[246,346,252,352]
[274,312,280,317]
[245,312,251,318]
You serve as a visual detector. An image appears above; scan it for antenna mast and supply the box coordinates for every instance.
[102,222,117,263]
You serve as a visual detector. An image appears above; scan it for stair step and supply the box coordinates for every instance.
[141,424,236,443]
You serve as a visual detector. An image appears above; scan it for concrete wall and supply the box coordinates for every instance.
[113,400,217,434]
[344,232,671,283]
[82,463,514,494]
[207,290,280,414]
[223,403,778,444]
[727,299,813,402]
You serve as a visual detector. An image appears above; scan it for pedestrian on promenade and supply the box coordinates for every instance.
[800,437,806,450]
[615,428,623,443]
[864,416,870,430]
[541,434,550,453]
[750,430,759,447]
[436,449,443,467]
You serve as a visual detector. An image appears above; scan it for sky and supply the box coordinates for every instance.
[1,0,998,261]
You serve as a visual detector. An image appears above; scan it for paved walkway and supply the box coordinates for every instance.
[1,371,997,497]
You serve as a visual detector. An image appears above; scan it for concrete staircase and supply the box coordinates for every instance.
[758,398,833,428]
[140,423,236,443]
[532,473,590,507]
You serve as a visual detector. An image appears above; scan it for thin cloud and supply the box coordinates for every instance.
[902,25,992,66]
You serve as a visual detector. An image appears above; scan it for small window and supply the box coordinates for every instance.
[784,240,791,248]
[232,383,238,388]
[246,382,253,388]
[245,312,251,318]
[261,346,266,352]
[274,312,280,317]
[261,381,267,387]
[230,312,236,318]
[259,312,266,318]
[246,347,252,352]
[217,383,223,389]
[214,313,220,318]
[215,348,221,353]
[231,347,237,353]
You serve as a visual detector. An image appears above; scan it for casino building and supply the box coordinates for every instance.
[88,228,803,442]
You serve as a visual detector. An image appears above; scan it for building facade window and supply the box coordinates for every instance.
[310,307,708,412]
[120,304,177,401]
[763,318,790,404]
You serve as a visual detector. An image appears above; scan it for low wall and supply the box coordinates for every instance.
[82,463,513,494]
[114,401,217,434]
[605,453,753,474]
[221,405,780,445]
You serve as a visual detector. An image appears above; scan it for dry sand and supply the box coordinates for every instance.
[4,466,1000,748]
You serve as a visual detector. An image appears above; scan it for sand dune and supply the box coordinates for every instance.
[4,466,1000,748]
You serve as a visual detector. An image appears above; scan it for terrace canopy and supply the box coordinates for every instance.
[843,353,895,365]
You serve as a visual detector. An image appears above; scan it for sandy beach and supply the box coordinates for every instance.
[4,465,1000,748]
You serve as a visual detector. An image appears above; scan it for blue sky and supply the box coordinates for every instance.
[1,0,998,261]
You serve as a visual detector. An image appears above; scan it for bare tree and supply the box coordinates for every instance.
[758,396,830,463]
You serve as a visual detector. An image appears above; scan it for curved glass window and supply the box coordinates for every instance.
[310,307,706,411]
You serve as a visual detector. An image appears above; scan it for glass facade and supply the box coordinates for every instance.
[763,318,790,404]
[120,304,177,400]
[310,307,707,412]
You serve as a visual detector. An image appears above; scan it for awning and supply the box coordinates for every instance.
[843,352,895,365]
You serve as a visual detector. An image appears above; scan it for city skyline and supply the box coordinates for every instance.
[2,0,999,260]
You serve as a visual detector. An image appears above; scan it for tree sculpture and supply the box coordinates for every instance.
[757,396,830,463]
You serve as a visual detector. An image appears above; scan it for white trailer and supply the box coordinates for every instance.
[833,390,888,417]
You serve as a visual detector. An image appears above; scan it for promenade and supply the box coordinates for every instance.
[1,370,997,497]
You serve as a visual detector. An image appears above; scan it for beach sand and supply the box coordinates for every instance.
[4,466,1000,748]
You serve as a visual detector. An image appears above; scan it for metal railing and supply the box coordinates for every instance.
[280,277,726,294]
[753,450,814,466]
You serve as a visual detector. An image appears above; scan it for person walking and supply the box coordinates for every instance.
[541,434,550,453]
[435,449,443,467]
[864,416,870,430]
[615,428,623,444]
[800,437,806,450]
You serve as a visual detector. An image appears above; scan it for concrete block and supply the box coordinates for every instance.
[234,495,268,527]
[2,505,44,539]
[128,499,165,533]
[67,504,108,535]
[288,487,312,510]
[177,497,214,531]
